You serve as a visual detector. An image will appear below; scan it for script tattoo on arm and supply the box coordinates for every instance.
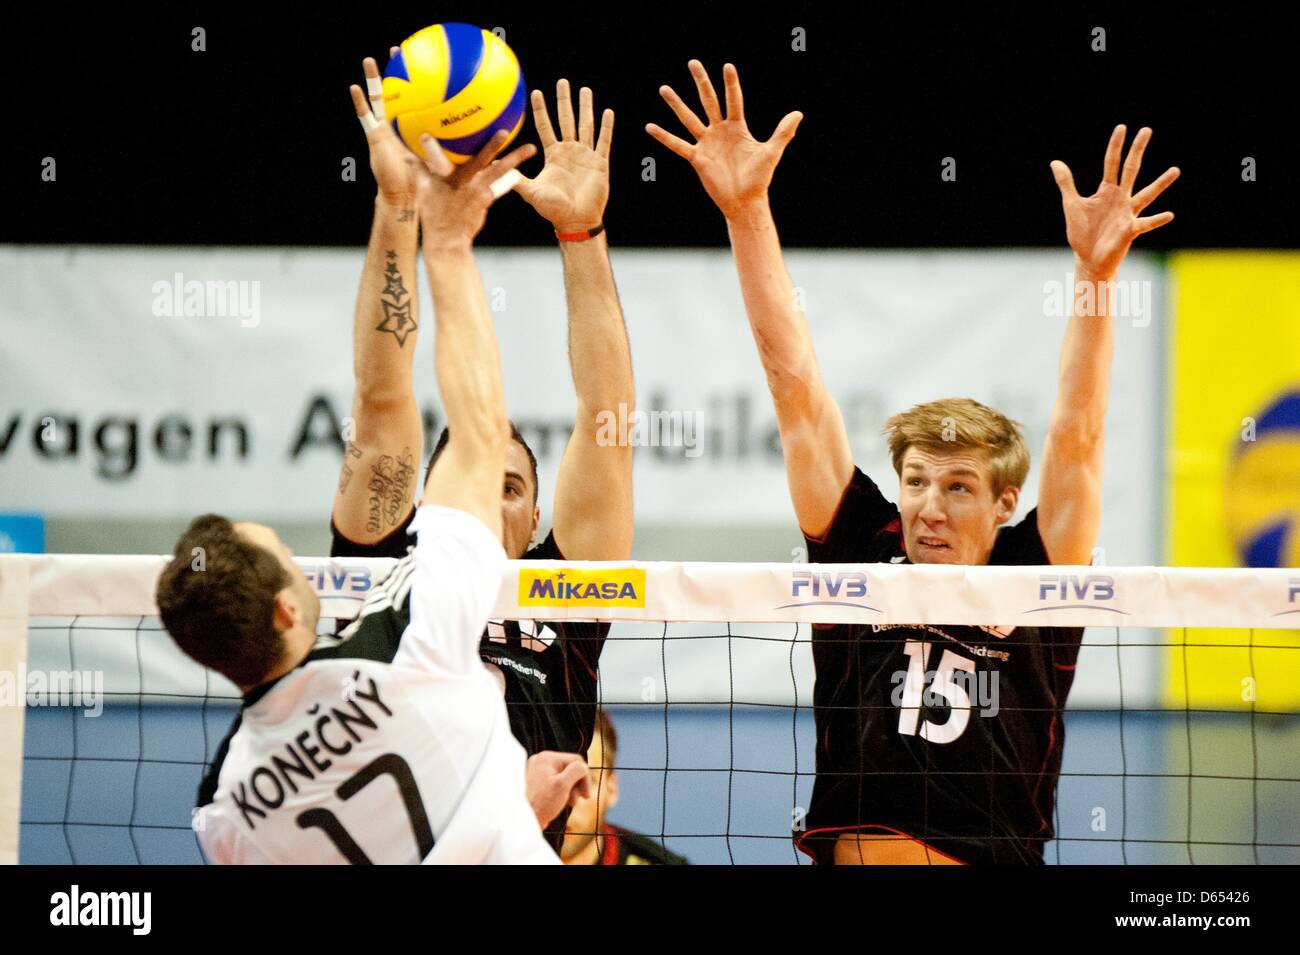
[376,249,416,347]
[367,448,416,534]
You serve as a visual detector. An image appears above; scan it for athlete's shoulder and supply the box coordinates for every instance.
[330,508,417,560]
[524,529,562,561]
[613,826,690,865]
[315,552,419,659]
[805,465,900,561]
[989,507,1050,566]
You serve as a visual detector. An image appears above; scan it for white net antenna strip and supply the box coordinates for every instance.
[0,559,29,865]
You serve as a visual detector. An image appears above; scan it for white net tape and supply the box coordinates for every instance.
[2,554,1297,864]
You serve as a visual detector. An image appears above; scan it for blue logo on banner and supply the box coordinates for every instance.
[304,565,374,596]
[0,514,45,553]
[1272,577,1300,618]
[779,570,878,611]
[1029,573,1127,615]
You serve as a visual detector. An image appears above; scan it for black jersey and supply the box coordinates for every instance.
[595,824,690,866]
[794,467,1084,865]
[331,508,608,850]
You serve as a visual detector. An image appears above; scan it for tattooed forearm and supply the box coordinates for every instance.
[338,441,363,494]
[376,249,416,346]
[367,448,416,534]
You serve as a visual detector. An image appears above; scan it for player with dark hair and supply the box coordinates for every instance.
[329,56,634,850]
[650,61,1178,863]
[157,123,570,863]
[561,709,689,865]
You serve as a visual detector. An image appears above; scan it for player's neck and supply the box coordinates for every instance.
[568,830,605,866]
[244,630,314,694]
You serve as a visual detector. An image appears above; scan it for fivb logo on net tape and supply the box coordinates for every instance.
[302,562,378,598]
[780,570,876,611]
[770,567,1135,625]
[302,560,387,619]
[1276,577,1300,618]
[1031,573,1127,618]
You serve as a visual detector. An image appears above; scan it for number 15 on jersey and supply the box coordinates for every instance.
[894,639,976,745]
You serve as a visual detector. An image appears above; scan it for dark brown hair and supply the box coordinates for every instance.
[156,514,289,688]
[428,422,539,506]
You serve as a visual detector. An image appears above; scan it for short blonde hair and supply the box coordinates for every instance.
[883,397,1029,495]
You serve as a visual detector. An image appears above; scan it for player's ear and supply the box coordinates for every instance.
[994,484,1019,525]
[603,768,619,811]
[531,505,540,541]
[271,590,298,632]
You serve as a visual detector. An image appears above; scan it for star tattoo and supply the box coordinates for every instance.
[382,260,408,301]
[377,299,416,346]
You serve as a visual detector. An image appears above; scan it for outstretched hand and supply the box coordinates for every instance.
[408,129,535,249]
[1051,125,1180,278]
[348,48,422,203]
[646,60,802,220]
[514,79,613,232]
[351,48,534,245]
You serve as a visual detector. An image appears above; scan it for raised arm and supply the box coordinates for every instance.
[647,61,852,539]
[400,129,535,678]
[412,130,537,531]
[515,80,634,560]
[333,52,425,544]
[1040,125,1178,564]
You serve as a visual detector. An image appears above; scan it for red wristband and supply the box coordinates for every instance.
[555,223,605,242]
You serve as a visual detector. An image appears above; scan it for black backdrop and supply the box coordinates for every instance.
[7,4,1296,249]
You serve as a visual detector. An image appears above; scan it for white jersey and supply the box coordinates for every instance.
[196,506,558,865]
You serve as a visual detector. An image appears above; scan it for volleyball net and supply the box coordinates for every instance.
[2,553,1297,864]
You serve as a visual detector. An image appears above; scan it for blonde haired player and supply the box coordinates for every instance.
[649,61,1178,864]
[157,101,563,862]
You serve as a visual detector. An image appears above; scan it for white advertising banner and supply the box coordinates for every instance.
[1,245,1163,561]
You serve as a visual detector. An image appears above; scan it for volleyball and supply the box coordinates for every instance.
[1225,390,1300,567]
[382,23,527,165]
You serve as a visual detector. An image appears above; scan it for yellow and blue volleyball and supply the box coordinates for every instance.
[382,23,527,165]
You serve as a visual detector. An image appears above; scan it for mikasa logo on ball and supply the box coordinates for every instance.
[441,104,484,127]
[383,22,526,161]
